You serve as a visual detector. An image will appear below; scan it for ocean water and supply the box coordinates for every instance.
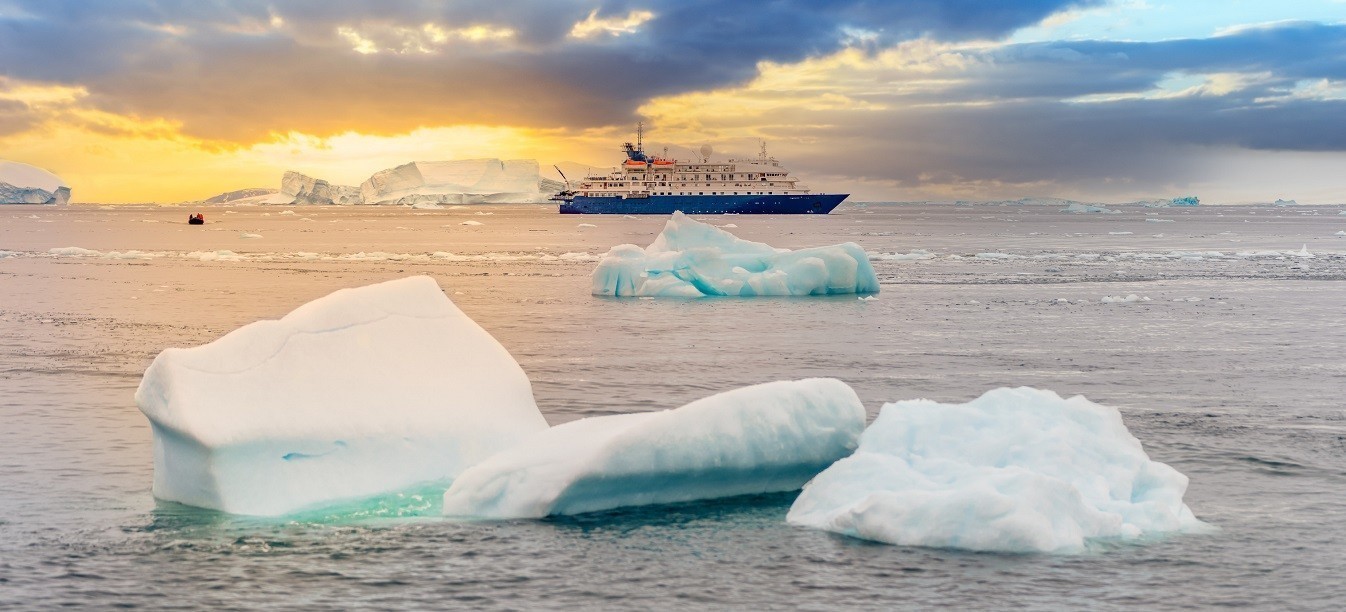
[2,203,1345,609]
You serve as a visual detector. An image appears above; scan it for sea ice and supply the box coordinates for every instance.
[442,379,866,519]
[135,276,548,516]
[787,387,1207,553]
[591,211,878,297]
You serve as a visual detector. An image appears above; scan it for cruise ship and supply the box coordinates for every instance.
[553,125,848,214]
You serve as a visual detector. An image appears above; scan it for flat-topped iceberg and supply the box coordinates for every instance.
[361,159,554,204]
[135,276,548,516]
[442,378,866,519]
[787,387,1207,553]
[1,160,70,205]
[592,212,879,296]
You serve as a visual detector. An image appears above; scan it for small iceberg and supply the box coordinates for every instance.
[442,378,866,519]
[1170,196,1200,207]
[1062,202,1118,214]
[787,387,1208,553]
[135,276,548,516]
[591,211,878,296]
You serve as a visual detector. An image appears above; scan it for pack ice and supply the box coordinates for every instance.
[592,212,879,296]
[135,276,548,516]
[442,379,866,519]
[787,387,1206,553]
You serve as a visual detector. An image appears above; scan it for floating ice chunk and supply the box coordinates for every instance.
[460,220,484,226]
[279,210,295,215]
[1293,244,1314,258]
[240,233,262,239]
[1336,230,1345,236]
[859,295,878,301]
[974,252,1021,260]
[1101,294,1150,303]
[577,223,597,228]
[1145,218,1176,223]
[591,212,878,297]
[869,250,935,261]
[1108,231,1133,235]
[1062,202,1117,214]
[443,379,865,519]
[49,246,101,257]
[135,276,548,516]
[787,387,1207,553]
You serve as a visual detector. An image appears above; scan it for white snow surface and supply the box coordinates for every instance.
[442,378,866,519]
[134,276,548,516]
[592,212,879,297]
[787,387,1207,553]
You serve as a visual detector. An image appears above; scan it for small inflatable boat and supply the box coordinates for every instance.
[188,213,204,225]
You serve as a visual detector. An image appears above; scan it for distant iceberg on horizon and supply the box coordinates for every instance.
[193,158,563,206]
[0,160,71,205]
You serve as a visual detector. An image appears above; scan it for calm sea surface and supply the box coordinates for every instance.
[2,203,1345,609]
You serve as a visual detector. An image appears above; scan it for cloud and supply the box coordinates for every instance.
[0,0,1092,142]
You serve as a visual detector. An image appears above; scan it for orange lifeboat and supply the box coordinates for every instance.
[623,159,648,169]
[652,159,675,168]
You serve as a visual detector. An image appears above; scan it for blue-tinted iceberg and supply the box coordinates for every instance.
[135,276,548,516]
[787,387,1207,553]
[442,378,866,519]
[592,211,879,296]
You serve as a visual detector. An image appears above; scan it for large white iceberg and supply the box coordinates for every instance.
[0,160,70,205]
[361,159,554,205]
[442,378,866,519]
[135,276,548,516]
[592,212,879,296]
[281,171,362,205]
[787,387,1207,553]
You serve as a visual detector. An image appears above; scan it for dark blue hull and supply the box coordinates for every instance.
[558,193,847,214]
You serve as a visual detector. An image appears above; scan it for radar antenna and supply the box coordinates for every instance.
[759,139,768,163]
[636,121,644,153]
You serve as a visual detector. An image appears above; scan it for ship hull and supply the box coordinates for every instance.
[558,193,847,214]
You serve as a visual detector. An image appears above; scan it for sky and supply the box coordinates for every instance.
[1,0,1345,203]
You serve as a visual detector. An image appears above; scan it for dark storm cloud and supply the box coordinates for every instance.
[0,0,1093,141]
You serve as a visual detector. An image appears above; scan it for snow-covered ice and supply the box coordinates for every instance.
[442,379,866,519]
[134,276,548,516]
[591,212,878,297]
[787,387,1207,553]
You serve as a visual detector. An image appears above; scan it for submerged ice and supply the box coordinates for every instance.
[442,379,866,519]
[592,212,879,296]
[787,387,1206,553]
[135,276,548,516]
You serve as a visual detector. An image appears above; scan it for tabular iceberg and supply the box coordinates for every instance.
[442,378,866,519]
[361,159,554,205]
[592,212,879,296]
[281,171,362,206]
[787,387,1207,553]
[135,276,548,516]
[1,160,71,205]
